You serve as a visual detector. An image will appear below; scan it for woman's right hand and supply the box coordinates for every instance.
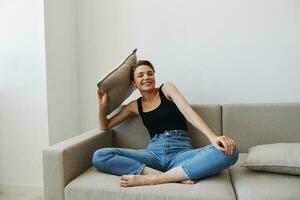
[97,88,108,108]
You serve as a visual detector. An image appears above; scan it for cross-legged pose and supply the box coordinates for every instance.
[93,60,239,187]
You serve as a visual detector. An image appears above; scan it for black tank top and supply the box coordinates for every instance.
[137,83,187,138]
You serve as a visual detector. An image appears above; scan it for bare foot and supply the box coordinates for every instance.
[180,179,199,184]
[120,174,157,187]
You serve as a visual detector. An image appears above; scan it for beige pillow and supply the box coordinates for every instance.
[241,143,300,175]
[97,49,137,115]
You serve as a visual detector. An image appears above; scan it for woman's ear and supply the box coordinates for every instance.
[132,81,136,87]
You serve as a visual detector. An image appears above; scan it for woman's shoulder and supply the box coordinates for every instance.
[161,82,177,102]
[161,81,177,94]
[160,81,176,88]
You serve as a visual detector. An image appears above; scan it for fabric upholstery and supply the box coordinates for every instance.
[112,104,222,149]
[43,129,113,200]
[230,153,300,200]
[188,104,222,148]
[222,103,300,153]
[65,167,236,200]
[241,143,300,175]
[97,49,137,115]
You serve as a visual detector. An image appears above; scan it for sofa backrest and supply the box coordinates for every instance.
[223,103,300,153]
[112,104,222,149]
[112,103,300,153]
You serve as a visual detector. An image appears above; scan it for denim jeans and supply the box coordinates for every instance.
[92,130,239,180]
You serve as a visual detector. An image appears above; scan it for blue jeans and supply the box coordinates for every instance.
[92,130,239,180]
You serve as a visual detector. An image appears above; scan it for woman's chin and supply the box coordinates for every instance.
[140,85,155,91]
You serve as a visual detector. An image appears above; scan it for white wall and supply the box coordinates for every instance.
[0,0,48,195]
[77,0,139,132]
[77,0,300,132]
[44,0,81,145]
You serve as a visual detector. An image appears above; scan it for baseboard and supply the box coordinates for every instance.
[0,183,43,196]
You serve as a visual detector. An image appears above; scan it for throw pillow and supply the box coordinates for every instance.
[241,143,300,175]
[97,49,137,115]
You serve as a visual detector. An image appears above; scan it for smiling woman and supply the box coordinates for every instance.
[94,60,238,187]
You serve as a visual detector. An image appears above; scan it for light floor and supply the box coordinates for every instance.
[0,193,43,200]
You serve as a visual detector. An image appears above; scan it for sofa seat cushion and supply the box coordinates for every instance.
[65,167,236,200]
[230,153,300,200]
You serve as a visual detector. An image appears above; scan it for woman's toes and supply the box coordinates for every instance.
[180,179,199,184]
[120,180,127,187]
[121,175,129,181]
[180,179,192,184]
[120,176,129,187]
[120,180,126,184]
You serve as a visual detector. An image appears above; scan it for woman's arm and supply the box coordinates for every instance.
[97,89,136,130]
[163,82,235,155]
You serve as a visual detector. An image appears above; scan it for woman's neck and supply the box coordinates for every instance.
[140,88,159,103]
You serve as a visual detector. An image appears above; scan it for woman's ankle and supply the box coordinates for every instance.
[141,166,163,175]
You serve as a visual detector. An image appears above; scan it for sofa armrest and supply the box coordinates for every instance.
[43,129,113,200]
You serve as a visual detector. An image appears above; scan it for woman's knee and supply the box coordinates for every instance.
[92,147,114,169]
[209,145,239,168]
[222,146,239,168]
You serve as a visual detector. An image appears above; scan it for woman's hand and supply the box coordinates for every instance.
[97,88,108,109]
[210,136,236,156]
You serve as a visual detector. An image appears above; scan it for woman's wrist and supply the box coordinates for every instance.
[98,104,107,111]
[207,133,217,142]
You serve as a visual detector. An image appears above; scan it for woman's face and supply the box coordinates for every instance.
[132,65,156,91]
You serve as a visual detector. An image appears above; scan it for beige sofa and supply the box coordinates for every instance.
[43,103,300,200]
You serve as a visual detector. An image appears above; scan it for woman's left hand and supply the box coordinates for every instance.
[210,136,236,156]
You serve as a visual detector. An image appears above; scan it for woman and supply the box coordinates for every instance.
[93,60,239,187]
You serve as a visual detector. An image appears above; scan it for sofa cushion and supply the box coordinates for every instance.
[65,167,236,200]
[97,49,137,115]
[112,104,222,149]
[229,153,300,200]
[241,143,300,175]
[223,103,300,152]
